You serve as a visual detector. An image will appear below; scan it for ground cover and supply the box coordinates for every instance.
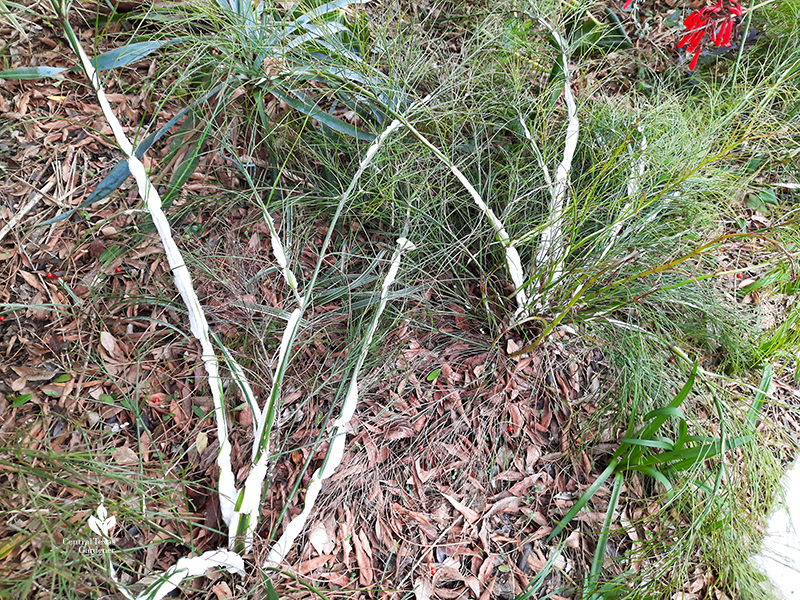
[1,0,800,598]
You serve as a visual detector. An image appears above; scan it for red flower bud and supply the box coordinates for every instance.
[115,267,123,273]
[722,19,733,46]
[0,316,5,322]
[46,272,55,279]
[689,46,702,70]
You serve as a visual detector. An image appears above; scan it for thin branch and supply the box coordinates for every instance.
[263,236,416,568]
[533,28,579,287]
[0,177,56,243]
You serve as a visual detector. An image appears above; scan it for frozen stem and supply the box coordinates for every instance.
[396,118,529,320]
[533,19,579,290]
[264,237,416,568]
[598,127,647,262]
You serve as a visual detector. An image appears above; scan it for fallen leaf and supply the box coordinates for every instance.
[413,577,433,600]
[112,445,138,465]
[299,554,334,575]
[353,526,373,585]
[321,572,351,587]
[483,496,521,520]
[210,582,232,599]
[478,573,496,600]
[442,493,480,524]
[308,521,329,556]
[100,331,117,355]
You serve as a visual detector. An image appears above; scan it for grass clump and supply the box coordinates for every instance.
[1,0,800,598]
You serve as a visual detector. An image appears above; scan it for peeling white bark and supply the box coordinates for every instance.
[264,237,415,568]
[67,24,240,526]
[598,127,647,262]
[534,46,579,286]
[135,550,245,600]
[398,120,529,319]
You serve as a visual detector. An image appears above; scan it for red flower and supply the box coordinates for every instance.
[678,1,744,70]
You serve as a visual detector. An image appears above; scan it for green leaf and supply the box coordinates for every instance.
[11,393,33,407]
[426,368,441,382]
[264,580,280,600]
[99,246,123,264]
[270,88,375,141]
[295,0,369,26]
[39,80,236,225]
[193,406,206,418]
[745,364,771,430]
[628,465,672,492]
[759,188,779,206]
[92,39,182,71]
[618,437,674,451]
[548,460,617,542]
[0,66,68,79]
[53,373,72,383]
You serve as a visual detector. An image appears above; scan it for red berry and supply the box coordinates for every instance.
[294,345,300,350]
[0,316,5,322]
[46,272,55,279]
[669,357,675,363]
[507,425,514,432]
[430,568,436,575]
[115,267,122,273]
[736,273,743,278]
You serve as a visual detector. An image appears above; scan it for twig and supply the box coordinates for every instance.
[0,177,56,243]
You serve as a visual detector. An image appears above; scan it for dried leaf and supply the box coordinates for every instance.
[299,554,334,575]
[210,582,232,599]
[111,445,138,465]
[100,331,117,355]
[413,577,433,600]
[353,527,373,586]
[442,493,480,524]
[321,572,351,587]
[308,521,329,556]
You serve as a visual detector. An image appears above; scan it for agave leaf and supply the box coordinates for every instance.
[39,81,235,225]
[270,88,375,140]
[295,0,369,26]
[0,40,179,81]
[92,39,182,71]
[0,66,68,79]
[284,22,351,50]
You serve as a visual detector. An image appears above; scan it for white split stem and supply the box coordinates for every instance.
[398,119,529,318]
[135,550,245,600]
[228,116,409,554]
[67,32,239,525]
[598,128,647,262]
[533,21,579,288]
[263,237,416,568]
